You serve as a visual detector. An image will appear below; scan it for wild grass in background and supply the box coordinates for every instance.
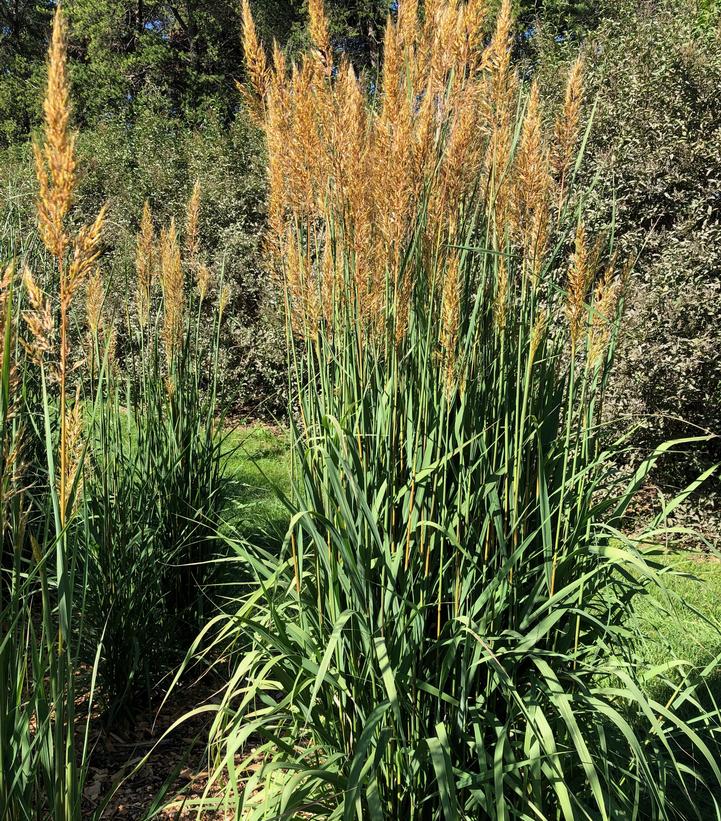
[181,1,721,818]
[80,185,229,724]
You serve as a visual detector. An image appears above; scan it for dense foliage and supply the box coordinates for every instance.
[578,2,721,487]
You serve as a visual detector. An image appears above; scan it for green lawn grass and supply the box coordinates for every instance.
[221,424,292,546]
[220,425,721,681]
[634,555,721,673]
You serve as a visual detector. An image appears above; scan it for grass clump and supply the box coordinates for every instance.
[179,1,721,818]
[80,177,230,722]
[0,9,230,816]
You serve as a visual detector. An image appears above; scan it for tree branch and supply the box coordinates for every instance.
[166,2,188,32]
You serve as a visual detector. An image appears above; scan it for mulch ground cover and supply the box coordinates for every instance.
[81,675,232,820]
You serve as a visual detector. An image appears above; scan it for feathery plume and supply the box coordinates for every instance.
[494,256,509,331]
[21,266,55,367]
[219,283,231,318]
[34,7,76,259]
[440,253,461,391]
[59,388,84,515]
[589,260,620,366]
[64,204,107,311]
[397,0,419,54]
[512,81,551,274]
[308,0,332,69]
[196,263,212,302]
[160,218,185,362]
[552,56,584,199]
[566,222,590,348]
[529,309,547,364]
[483,0,517,236]
[86,269,103,337]
[465,0,488,62]
[241,0,269,114]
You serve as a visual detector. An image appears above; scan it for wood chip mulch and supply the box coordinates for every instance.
[80,677,233,820]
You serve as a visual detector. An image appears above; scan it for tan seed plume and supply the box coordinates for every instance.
[197,263,212,302]
[65,204,108,311]
[161,218,185,362]
[512,81,552,279]
[308,0,332,68]
[553,56,584,201]
[34,7,76,259]
[566,221,589,348]
[86,269,103,337]
[589,261,620,366]
[21,267,55,368]
[240,0,269,118]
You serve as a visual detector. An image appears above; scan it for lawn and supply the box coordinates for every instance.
[221,424,292,545]
[634,555,721,674]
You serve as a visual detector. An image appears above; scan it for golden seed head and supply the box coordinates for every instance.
[219,283,231,317]
[494,256,509,331]
[59,388,84,515]
[529,309,547,364]
[589,260,620,366]
[0,262,14,332]
[186,179,202,261]
[160,218,185,362]
[464,0,489,59]
[552,55,584,190]
[86,269,103,336]
[440,252,461,359]
[308,0,332,68]
[21,266,55,366]
[512,81,552,274]
[241,0,269,115]
[136,200,155,326]
[65,204,107,310]
[197,263,212,302]
[397,0,419,54]
[35,6,76,259]
[566,221,590,347]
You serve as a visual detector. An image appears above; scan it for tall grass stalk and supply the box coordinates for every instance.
[2,6,231,814]
[2,9,106,816]
[183,1,721,818]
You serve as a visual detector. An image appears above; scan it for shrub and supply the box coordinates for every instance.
[535,0,721,500]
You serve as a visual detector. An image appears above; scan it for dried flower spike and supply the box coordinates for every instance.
[553,56,584,200]
[161,219,185,362]
[34,6,76,259]
[21,266,55,366]
[241,0,269,115]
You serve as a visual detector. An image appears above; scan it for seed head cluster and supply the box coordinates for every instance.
[241,0,613,361]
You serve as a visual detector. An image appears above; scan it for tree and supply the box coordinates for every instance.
[0,1,54,143]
